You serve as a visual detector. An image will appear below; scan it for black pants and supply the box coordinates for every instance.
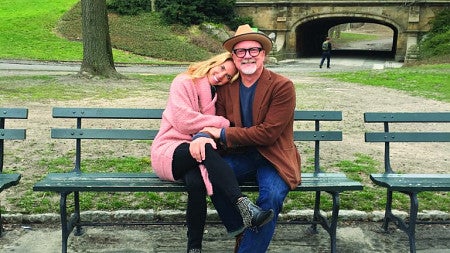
[172,143,242,251]
[320,51,331,68]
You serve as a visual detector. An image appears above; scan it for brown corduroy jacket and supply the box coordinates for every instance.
[216,68,301,190]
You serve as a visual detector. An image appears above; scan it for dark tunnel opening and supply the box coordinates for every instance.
[296,17,397,60]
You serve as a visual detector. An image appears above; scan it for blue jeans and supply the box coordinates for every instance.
[211,149,290,253]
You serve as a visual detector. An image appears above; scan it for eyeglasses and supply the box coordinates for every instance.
[232,47,263,58]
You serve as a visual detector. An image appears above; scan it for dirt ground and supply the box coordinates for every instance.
[1,221,450,253]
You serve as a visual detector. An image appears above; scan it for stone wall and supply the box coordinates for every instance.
[235,1,449,61]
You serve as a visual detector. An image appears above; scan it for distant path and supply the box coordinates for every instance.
[0,57,402,77]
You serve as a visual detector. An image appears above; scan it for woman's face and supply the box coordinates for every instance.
[207,60,237,86]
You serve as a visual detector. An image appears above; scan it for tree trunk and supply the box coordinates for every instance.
[79,0,122,78]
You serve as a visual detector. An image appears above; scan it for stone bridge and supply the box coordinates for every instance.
[235,0,449,61]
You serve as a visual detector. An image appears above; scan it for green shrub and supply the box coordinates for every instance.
[227,15,254,31]
[420,30,450,58]
[418,8,450,60]
[155,0,250,29]
[107,0,152,15]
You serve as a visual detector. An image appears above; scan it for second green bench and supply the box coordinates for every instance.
[364,112,450,253]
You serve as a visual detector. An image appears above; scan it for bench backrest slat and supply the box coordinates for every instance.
[0,108,28,119]
[295,110,342,121]
[53,107,164,119]
[294,131,342,141]
[364,112,450,173]
[0,129,26,140]
[365,132,450,142]
[364,112,450,123]
[51,129,158,140]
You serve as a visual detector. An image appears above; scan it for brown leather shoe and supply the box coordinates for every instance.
[234,232,244,253]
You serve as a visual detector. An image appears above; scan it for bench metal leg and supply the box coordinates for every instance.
[308,191,321,234]
[73,191,83,236]
[328,192,339,253]
[60,192,70,253]
[406,192,418,253]
[60,191,83,253]
[382,190,418,253]
[382,190,394,232]
[308,191,339,253]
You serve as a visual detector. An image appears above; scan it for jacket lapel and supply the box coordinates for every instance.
[230,80,243,126]
[252,68,271,124]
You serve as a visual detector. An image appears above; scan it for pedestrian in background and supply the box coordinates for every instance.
[319,36,332,68]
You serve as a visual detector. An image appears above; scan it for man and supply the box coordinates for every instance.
[203,24,301,253]
[319,36,332,68]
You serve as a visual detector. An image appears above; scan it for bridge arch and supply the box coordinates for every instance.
[287,13,402,59]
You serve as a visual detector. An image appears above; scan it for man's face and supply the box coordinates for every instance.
[232,41,265,75]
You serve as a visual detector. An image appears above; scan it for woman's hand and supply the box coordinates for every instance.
[189,137,217,162]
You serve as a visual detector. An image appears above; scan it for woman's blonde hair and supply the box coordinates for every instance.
[186,52,239,83]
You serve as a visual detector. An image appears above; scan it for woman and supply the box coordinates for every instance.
[151,52,273,253]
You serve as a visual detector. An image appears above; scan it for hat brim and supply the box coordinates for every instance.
[223,33,272,54]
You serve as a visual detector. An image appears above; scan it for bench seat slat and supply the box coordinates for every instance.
[51,129,158,140]
[370,174,450,191]
[33,173,363,192]
[0,174,21,192]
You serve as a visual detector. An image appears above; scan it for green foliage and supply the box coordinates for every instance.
[107,0,152,15]
[155,0,246,29]
[157,0,204,25]
[428,8,450,35]
[419,8,450,60]
[419,30,450,59]
[226,15,254,31]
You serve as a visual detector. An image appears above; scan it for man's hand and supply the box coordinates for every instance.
[189,137,217,163]
[201,127,222,139]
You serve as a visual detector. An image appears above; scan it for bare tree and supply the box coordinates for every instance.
[79,0,122,78]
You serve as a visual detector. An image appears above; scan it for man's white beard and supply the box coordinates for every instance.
[241,64,257,75]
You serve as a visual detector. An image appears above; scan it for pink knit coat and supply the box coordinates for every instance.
[150,73,230,195]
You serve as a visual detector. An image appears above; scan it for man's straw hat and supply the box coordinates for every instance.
[223,24,273,54]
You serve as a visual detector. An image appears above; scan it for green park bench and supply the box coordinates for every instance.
[0,108,28,236]
[364,112,450,253]
[33,107,363,253]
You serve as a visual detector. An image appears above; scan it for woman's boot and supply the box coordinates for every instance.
[236,197,274,228]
